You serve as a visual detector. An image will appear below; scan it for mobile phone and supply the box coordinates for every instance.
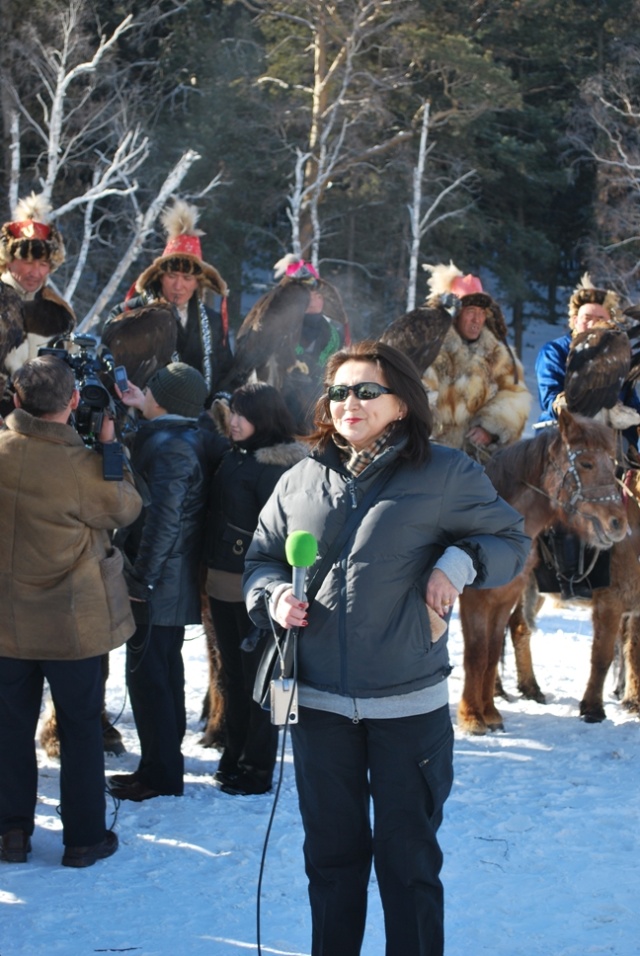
[114,365,129,393]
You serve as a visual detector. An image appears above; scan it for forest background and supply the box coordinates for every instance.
[3,0,640,349]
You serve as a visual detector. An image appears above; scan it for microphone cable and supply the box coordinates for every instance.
[255,630,299,956]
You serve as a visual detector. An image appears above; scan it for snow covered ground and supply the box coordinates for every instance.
[2,605,637,956]
[1,315,639,955]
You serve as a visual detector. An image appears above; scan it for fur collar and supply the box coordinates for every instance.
[5,408,85,446]
[254,440,308,467]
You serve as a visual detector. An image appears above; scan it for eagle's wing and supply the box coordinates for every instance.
[0,283,25,367]
[101,304,178,388]
[222,283,309,390]
[379,302,454,374]
[564,327,631,417]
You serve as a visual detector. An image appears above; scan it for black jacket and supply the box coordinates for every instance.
[205,439,308,576]
[117,417,225,625]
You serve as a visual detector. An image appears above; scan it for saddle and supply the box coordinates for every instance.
[535,527,611,601]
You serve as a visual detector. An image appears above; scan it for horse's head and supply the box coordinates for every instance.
[546,408,628,548]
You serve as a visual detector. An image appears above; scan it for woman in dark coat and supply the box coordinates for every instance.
[205,383,307,796]
[244,341,530,956]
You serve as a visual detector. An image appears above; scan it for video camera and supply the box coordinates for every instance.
[38,333,127,480]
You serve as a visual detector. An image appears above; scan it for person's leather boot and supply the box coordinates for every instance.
[1,828,32,863]
[61,830,118,868]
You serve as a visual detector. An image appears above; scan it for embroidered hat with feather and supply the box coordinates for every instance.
[220,253,349,403]
[134,200,228,298]
[423,261,510,343]
[0,193,65,273]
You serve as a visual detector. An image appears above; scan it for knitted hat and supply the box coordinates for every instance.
[134,200,227,297]
[0,193,65,273]
[146,362,208,417]
[568,273,623,329]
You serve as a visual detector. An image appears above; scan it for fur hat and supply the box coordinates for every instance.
[0,193,65,273]
[424,261,483,300]
[568,273,623,328]
[146,362,208,417]
[423,261,509,342]
[135,200,227,297]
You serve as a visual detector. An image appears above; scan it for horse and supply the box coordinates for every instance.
[457,408,628,735]
[505,464,640,723]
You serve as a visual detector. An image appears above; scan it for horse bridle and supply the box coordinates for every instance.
[521,439,621,519]
[551,442,621,514]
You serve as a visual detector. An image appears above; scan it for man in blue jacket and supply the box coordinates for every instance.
[535,276,640,599]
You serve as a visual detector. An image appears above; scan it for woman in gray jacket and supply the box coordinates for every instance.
[244,341,530,956]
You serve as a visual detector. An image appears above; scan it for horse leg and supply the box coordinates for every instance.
[458,593,512,735]
[482,620,510,731]
[621,613,640,714]
[509,575,546,703]
[40,697,60,758]
[611,626,626,700]
[199,591,226,749]
[580,597,623,722]
[457,598,491,736]
[39,653,124,757]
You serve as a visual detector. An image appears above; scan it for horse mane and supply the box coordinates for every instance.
[484,430,555,499]
[485,415,614,501]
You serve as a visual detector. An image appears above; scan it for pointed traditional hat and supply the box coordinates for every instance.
[135,199,227,297]
[0,193,65,273]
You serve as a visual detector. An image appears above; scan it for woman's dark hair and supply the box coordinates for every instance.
[309,340,433,465]
[230,382,298,448]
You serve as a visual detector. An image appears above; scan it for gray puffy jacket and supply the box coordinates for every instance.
[244,440,530,699]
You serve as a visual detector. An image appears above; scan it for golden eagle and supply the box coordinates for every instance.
[378,295,460,375]
[101,303,177,388]
[564,327,632,417]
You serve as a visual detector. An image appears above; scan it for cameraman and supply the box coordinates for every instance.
[0,355,142,868]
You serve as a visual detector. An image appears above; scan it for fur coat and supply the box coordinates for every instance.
[422,325,531,455]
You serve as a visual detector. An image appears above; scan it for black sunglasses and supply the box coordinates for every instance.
[327,382,394,402]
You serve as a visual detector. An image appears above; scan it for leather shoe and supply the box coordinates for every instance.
[1,828,32,863]
[212,770,239,789]
[62,830,118,868]
[109,779,181,802]
[215,771,272,796]
[109,771,141,788]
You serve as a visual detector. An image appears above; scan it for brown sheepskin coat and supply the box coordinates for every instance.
[0,409,142,660]
[422,325,531,454]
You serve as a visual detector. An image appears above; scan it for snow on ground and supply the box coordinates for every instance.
[1,316,639,955]
[1,602,638,956]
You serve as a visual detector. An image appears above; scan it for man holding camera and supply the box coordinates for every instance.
[0,355,142,867]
